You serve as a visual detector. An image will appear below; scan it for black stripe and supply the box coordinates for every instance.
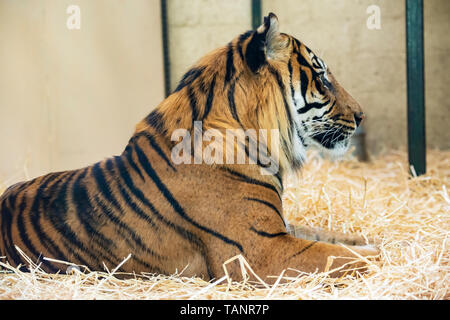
[174,66,205,93]
[123,145,145,181]
[297,51,312,71]
[238,139,273,170]
[198,75,209,94]
[131,255,166,274]
[227,78,243,128]
[250,227,287,238]
[245,30,267,73]
[311,56,321,69]
[51,169,116,267]
[315,77,326,96]
[92,195,160,260]
[58,237,108,271]
[92,163,121,211]
[134,144,244,253]
[39,172,77,262]
[299,67,309,98]
[311,101,335,120]
[107,157,166,261]
[144,110,168,136]
[224,43,235,85]
[337,123,355,131]
[297,99,330,115]
[288,60,296,108]
[111,156,158,231]
[287,241,317,261]
[133,131,176,171]
[92,160,161,258]
[332,117,354,125]
[311,127,346,148]
[244,197,284,225]
[304,45,313,54]
[15,190,57,271]
[329,113,354,125]
[47,169,105,267]
[202,75,217,121]
[0,194,23,268]
[73,166,118,265]
[293,38,302,52]
[220,167,281,202]
[268,65,293,128]
[274,171,283,190]
[28,173,68,269]
[237,31,253,62]
[187,85,198,126]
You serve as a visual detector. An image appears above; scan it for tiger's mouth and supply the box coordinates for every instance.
[311,129,350,149]
[304,124,356,155]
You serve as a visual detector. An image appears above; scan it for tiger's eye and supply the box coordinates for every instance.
[320,73,332,89]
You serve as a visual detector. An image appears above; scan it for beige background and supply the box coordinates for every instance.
[0,0,449,187]
[0,0,165,186]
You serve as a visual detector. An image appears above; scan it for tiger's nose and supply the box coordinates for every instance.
[354,112,365,127]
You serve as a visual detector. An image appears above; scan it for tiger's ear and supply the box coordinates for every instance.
[245,12,284,73]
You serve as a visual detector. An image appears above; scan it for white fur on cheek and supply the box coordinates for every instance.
[319,139,350,159]
[294,90,305,109]
[327,140,350,159]
[291,130,306,164]
[285,84,308,166]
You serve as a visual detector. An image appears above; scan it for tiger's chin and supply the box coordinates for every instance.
[323,139,351,159]
[307,136,352,160]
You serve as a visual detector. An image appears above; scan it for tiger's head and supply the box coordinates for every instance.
[139,13,364,176]
[244,13,365,163]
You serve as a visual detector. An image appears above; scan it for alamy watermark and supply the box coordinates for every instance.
[171,121,280,175]
[66,5,81,30]
[65,5,380,31]
[366,5,381,30]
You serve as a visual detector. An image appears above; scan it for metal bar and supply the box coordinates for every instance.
[251,0,262,29]
[160,0,171,97]
[405,0,426,175]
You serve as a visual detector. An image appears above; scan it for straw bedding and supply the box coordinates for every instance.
[0,149,448,300]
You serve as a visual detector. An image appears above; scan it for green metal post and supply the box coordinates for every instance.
[406,0,426,175]
[161,0,171,97]
[251,0,262,29]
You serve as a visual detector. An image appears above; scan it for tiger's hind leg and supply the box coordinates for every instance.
[286,224,378,247]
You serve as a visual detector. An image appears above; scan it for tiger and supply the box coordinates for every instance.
[0,13,378,282]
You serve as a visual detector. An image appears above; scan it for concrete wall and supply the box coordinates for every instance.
[167,0,251,90]
[424,0,450,152]
[0,0,164,186]
[167,0,450,154]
